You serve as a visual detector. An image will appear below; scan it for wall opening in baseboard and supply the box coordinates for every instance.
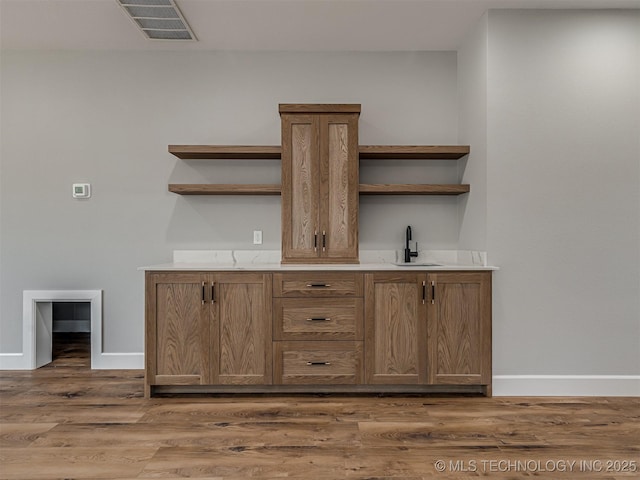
[51,302,91,368]
[23,290,102,369]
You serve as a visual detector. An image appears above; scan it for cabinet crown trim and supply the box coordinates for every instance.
[279,104,361,114]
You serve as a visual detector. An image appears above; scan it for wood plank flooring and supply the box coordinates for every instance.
[0,342,638,479]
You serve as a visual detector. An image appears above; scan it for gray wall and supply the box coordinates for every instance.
[485,10,640,375]
[458,13,488,252]
[0,51,458,353]
[2,10,638,384]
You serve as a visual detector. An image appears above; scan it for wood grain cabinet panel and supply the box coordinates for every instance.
[364,271,491,392]
[427,272,491,387]
[273,272,363,297]
[281,106,359,263]
[212,273,272,385]
[274,341,363,385]
[281,115,320,262]
[145,272,272,395]
[274,297,363,341]
[320,115,359,261]
[146,273,211,388]
[364,273,427,384]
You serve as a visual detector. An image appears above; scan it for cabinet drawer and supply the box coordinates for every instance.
[273,272,363,297]
[274,341,363,385]
[274,298,363,340]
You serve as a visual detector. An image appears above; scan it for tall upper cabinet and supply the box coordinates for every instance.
[280,104,360,264]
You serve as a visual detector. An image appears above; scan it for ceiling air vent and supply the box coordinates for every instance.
[117,0,196,41]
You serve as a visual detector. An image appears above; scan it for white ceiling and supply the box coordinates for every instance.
[1,0,639,51]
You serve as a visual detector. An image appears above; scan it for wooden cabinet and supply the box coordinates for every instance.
[145,272,272,395]
[280,104,360,264]
[364,271,491,392]
[146,269,491,396]
[427,272,491,388]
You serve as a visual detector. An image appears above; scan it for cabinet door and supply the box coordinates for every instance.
[281,114,320,262]
[427,272,491,386]
[364,273,427,384]
[211,273,272,385]
[146,272,210,386]
[319,114,359,262]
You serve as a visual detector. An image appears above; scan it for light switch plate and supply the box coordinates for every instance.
[72,183,91,199]
[253,230,263,245]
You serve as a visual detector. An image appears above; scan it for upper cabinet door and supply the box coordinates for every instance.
[281,105,360,264]
[281,114,321,262]
[319,114,359,262]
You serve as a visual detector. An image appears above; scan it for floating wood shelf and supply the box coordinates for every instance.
[168,145,470,160]
[168,144,471,196]
[358,145,470,159]
[169,145,282,159]
[359,184,470,195]
[169,184,282,195]
[169,184,469,196]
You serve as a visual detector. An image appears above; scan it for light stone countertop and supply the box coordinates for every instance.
[139,250,498,271]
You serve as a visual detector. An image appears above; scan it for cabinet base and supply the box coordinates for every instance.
[148,384,491,397]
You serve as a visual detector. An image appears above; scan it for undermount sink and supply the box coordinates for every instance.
[394,262,441,267]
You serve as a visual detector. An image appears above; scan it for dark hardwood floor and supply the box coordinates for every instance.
[50,332,91,368]
[0,345,638,479]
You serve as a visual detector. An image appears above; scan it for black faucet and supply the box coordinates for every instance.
[404,226,418,263]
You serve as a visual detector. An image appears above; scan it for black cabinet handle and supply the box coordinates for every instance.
[314,230,318,251]
[431,281,435,305]
[322,230,326,252]
[211,282,216,304]
[201,282,206,305]
[306,283,331,288]
[306,361,331,366]
[306,317,330,322]
[422,281,426,305]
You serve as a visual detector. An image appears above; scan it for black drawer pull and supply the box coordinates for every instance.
[306,317,330,322]
[306,361,331,366]
[306,283,331,288]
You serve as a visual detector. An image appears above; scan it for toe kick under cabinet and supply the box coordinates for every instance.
[145,270,492,396]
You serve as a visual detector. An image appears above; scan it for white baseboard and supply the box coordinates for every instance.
[0,353,27,370]
[3,359,637,394]
[91,352,144,370]
[0,352,143,370]
[493,375,640,396]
